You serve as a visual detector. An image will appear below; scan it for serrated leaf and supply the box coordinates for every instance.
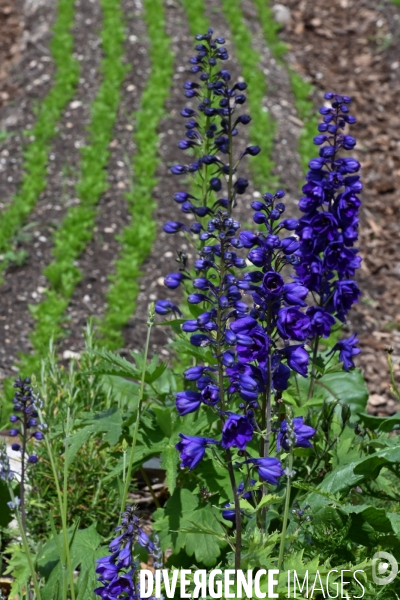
[161,444,178,494]
[153,406,173,438]
[71,523,102,572]
[153,488,227,566]
[179,520,226,541]
[256,493,282,510]
[66,408,123,466]
[292,481,343,504]
[91,348,141,379]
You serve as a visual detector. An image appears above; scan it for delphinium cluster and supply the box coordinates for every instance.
[156,30,318,569]
[295,93,362,376]
[95,505,155,599]
[156,27,259,263]
[8,377,46,532]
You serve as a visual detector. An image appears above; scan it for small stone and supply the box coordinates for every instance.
[272,3,291,24]
[70,100,82,109]
[368,394,386,407]
[63,350,81,360]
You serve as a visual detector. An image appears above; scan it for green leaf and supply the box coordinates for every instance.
[153,488,227,566]
[92,348,141,379]
[161,444,178,494]
[357,411,400,432]
[66,408,123,466]
[153,406,173,438]
[315,370,368,420]
[311,445,400,503]
[0,479,13,527]
[341,504,400,535]
[4,544,33,599]
[71,522,102,572]
[101,375,139,410]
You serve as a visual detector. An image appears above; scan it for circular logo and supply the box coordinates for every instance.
[372,551,398,586]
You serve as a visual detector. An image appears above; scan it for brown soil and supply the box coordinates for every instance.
[0,0,24,108]
[279,0,400,414]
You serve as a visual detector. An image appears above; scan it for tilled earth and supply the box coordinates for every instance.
[0,0,399,416]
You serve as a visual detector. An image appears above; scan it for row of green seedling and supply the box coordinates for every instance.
[98,0,174,349]
[17,0,127,377]
[0,0,80,280]
[252,0,319,172]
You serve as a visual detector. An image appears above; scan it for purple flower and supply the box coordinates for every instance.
[277,307,310,342]
[306,306,336,338]
[95,506,154,599]
[332,280,360,321]
[279,345,309,378]
[262,271,284,296]
[245,457,284,484]
[155,299,182,316]
[176,434,219,469]
[328,333,360,371]
[236,328,270,364]
[201,384,220,405]
[175,391,202,416]
[221,412,254,449]
[282,283,308,307]
[277,417,316,451]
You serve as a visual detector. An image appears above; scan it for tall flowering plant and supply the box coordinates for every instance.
[155,29,347,569]
[153,29,365,572]
[295,92,362,385]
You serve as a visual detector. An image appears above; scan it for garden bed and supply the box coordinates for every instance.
[0,1,400,598]
[0,0,399,418]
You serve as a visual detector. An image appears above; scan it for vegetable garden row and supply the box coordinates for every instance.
[0,0,317,400]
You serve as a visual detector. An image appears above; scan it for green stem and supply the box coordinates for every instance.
[140,467,161,509]
[37,407,75,600]
[307,335,320,400]
[278,450,293,572]
[62,405,75,600]
[7,485,42,600]
[119,307,154,515]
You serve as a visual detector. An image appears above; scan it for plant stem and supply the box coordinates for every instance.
[140,467,161,508]
[37,407,75,600]
[278,450,293,572]
[7,484,42,600]
[20,412,27,535]
[307,335,320,400]
[119,307,154,516]
[215,256,241,571]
